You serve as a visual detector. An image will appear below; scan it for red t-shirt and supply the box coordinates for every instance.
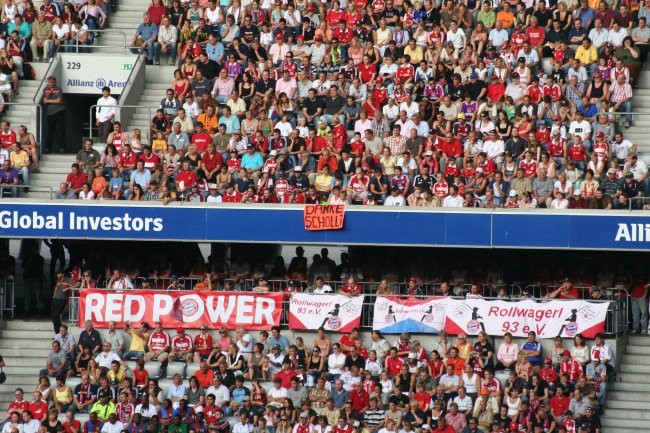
[358,63,376,83]
[191,132,212,153]
[569,144,586,161]
[29,401,49,421]
[0,129,16,148]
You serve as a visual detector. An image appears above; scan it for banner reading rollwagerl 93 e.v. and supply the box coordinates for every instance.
[444,298,610,338]
[79,290,283,330]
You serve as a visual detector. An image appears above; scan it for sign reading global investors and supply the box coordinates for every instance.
[289,293,364,332]
[444,299,610,338]
[60,54,137,94]
[79,290,283,329]
[1,202,650,251]
[373,296,449,334]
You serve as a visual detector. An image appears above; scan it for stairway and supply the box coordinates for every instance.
[26,154,75,200]
[0,320,54,411]
[627,71,650,161]
[95,0,143,55]
[601,336,650,432]
[123,66,177,145]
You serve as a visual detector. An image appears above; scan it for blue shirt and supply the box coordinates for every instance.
[578,103,598,119]
[331,388,349,408]
[578,7,595,28]
[206,42,224,62]
[136,22,159,41]
[522,341,542,365]
[241,152,264,170]
[167,383,187,400]
[130,169,152,188]
[218,114,240,134]
[267,335,290,352]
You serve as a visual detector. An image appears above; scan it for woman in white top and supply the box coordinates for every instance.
[327,343,346,379]
[2,2,17,24]
[504,387,521,417]
[459,363,480,399]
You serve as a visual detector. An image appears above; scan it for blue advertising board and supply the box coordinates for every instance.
[0,202,648,251]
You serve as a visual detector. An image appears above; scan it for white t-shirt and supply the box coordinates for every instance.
[95,351,121,369]
[53,24,70,40]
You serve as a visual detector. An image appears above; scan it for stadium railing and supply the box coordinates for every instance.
[65,281,627,336]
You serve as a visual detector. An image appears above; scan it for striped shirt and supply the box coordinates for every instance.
[364,409,386,427]
[609,81,633,104]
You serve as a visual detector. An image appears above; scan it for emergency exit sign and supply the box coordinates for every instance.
[121,64,134,71]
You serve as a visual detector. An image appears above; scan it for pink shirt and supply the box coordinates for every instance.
[275,77,297,97]
[212,77,235,98]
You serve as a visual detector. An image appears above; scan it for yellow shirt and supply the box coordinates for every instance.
[403,45,424,64]
[314,174,333,192]
[575,45,598,65]
[152,139,168,153]
[10,150,29,168]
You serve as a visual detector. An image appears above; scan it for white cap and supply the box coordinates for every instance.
[425,150,433,156]
[269,150,278,156]
[208,183,218,189]
[475,167,484,174]
[509,189,518,197]
[294,166,303,172]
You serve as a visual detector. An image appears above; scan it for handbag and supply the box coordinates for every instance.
[0,368,6,384]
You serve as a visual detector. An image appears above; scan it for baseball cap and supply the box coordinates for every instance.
[315,35,323,41]
[544,357,552,364]
[512,72,520,78]
[296,34,304,40]
[469,72,478,79]
[509,189,518,197]
[299,412,308,418]
[409,277,417,283]
[561,349,571,356]
[376,76,383,83]
[208,183,218,190]
[528,331,536,336]
[269,150,278,157]
[422,425,430,430]
[607,168,616,175]
[457,113,466,119]
[596,131,605,138]
[294,166,303,172]
[475,167,484,174]
[491,75,498,80]
[276,33,284,40]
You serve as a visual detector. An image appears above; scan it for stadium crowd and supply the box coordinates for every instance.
[1,0,649,207]
[6,312,613,433]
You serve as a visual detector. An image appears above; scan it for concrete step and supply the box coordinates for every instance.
[5,320,54,331]
[604,410,650,418]
[29,180,62,188]
[611,381,650,392]
[38,166,73,175]
[602,416,650,427]
[31,173,68,182]
[0,354,49,367]
[619,363,650,373]
[607,391,648,402]
[620,354,650,364]
[625,345,650,355]
[606,398,650,411]
[0,347,51,357]
[0,329,54,339]
[0,372,43,385]
[625,336,650,346]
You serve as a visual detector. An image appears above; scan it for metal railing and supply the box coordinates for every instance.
[0,184,54,199]
[63,29,132,55]
[66,280,627,336]
[88,104,152,140]
[0,276,15,320]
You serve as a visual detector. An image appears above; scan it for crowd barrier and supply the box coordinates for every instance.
[0,185,54,199]
[66,281,628,336]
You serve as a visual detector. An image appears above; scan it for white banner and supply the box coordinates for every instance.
[444,298,610,338]
[373,297,449,334]
[289,293,364,333]
[60,54,136,94]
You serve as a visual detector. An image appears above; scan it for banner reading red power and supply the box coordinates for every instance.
[79,290,283,329]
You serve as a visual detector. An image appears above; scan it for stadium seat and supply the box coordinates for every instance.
[66,377,81,390]
[187,362,201,376]
[166,362,187,379]
[146,362,162,379]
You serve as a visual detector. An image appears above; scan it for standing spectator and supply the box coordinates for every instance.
[96,87,117,143]
[630,279,649,335]
[41,76,65,154]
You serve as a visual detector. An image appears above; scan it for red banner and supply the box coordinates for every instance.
[304,204,345,230]
[79,290,283,330]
